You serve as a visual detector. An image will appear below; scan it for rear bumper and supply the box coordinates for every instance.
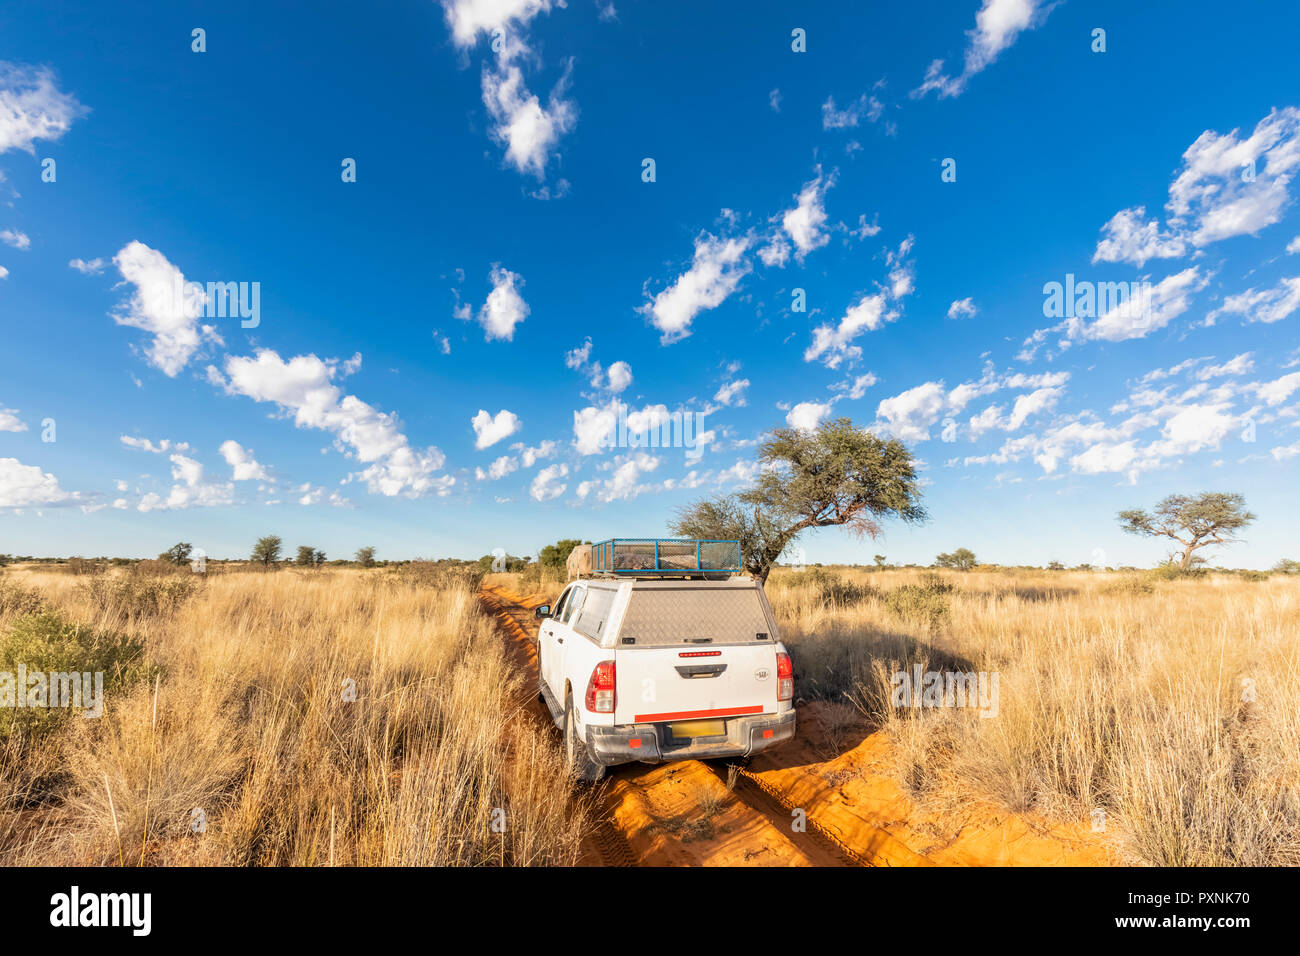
[586,708,795,766]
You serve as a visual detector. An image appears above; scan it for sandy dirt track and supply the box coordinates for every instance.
[480,585,1117,867]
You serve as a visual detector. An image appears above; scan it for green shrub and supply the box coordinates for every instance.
[79,574,201,623]
[392,560,485,592]
[883,577,953,629]
[1150,561,1209,581]
[0,612,153,737]
[0,581,46,617]
[798,567,875,605]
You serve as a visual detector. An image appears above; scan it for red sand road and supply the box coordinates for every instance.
[480,585,1118,867]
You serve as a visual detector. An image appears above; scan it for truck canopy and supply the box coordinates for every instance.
[614,580,778,647]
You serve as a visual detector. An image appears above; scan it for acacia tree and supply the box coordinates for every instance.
[252,535,282,567]
[1117,492,1256,570]
[935,548,977,570]
[355,546,376,568]
[672,418,926,586]
[160,542,192,566]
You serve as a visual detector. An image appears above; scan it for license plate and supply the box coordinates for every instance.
[671,719,726,739]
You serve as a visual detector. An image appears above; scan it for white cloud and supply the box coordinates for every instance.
[480,55,576,179]
[0,63,85,154]
[786,401,833,432]
[912,0,1049,99]
[137,453,234,512]
[0,229,30,250]
[514,439,557,467]
[296,484,350,507]
[476,454,519,481]
[1254,371,1300,406]
[947,297,977,319]
[834,372,878,400]
[1095,107,1300,264]
[573,403,618,455]
[1288,235,1300,254]
[0,266,7,280]
[439,2,574,179]
[530,462,568,501]
[713,378,750,406]
[576,452,661,503]
[605,360,633,393]
[120,435,190,454]
[0,407,25,432]
[1070,267,1208,343]
[1005,386,1062,431]
[223,349,452,498]
[1207,276,1300,325]
[477,265,529,341]
[565,337,592,369]
[69,256,107,274]
[1092,206,1187,267]
[640,233,751,344]
[779,171,833,260]
[769,88,781,112]
[876,381,947,441]
[219,440,270,481]
[821,94,882,130]
[1195,353,1254,379]
[1271,440,1300,461]
[111,241,216,377]
[806,295,886,367]
[471,408,522,449]
[0,457,73,507]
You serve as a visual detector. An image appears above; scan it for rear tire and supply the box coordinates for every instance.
[564,694,606,782]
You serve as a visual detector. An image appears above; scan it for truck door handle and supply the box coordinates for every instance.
[675,664,726,678]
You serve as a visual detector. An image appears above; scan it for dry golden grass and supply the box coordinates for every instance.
[0,566,588,866]
[767,566,1300,865]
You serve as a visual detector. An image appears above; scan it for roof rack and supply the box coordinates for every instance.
[578,538,741,579]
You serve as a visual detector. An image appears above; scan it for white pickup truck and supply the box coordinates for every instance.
[535,538,795,781]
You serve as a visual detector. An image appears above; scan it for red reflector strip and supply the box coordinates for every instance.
[762,729,773,738]
[678,651,721,658]
[634,704,764,722]
[628,738,641,748]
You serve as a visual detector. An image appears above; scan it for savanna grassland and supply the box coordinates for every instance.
[1,559,1296,867]
[765,565,1300,866]
[0,562,587,866]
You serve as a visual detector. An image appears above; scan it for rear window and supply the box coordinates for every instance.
[617,588,774,646]
[573,587,617,640]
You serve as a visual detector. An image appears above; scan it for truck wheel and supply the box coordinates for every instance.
[564,694,605,783]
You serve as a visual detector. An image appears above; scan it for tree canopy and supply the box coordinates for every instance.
[1118,492,1255,570]
[672,418,926,585]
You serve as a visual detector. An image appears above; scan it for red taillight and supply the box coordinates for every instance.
[776,651,793,702]
[584,660,616,713]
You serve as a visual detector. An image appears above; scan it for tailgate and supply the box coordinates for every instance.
[614,643,780,725]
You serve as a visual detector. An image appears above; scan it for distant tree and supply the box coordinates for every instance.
[672,418,926,586]
[355,546,377,568]
[1273,558,1300,575]
[1046,560,1065,571]
[295,546,315,567]
[478,552,529,573]
[0,554,10,567]
[1118,493,1256,570]
[935,548,977,570]
[160,542,193,566]
[873,554,887,569]
[538,540,584,570]
[252,535,282,567]
[313,549,326,566]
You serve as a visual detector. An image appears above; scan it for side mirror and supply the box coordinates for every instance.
[534,605,552,619]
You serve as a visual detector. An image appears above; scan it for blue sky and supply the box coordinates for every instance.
[2,0,1299,568]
